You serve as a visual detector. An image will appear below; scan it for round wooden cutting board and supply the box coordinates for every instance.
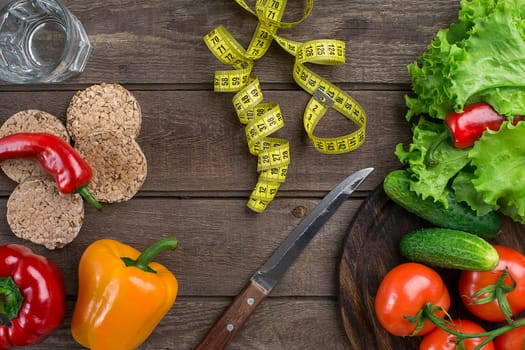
[338,183,525,349]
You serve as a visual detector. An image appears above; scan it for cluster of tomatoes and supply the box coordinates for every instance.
[374,245,525,349]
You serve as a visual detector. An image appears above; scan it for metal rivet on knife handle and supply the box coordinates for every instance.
[194,280,269,350]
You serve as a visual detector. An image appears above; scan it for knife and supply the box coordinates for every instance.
[194,167,374,350]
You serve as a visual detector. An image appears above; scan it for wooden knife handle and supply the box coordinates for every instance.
[195,280,269,350]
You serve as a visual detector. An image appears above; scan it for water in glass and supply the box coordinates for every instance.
[0,0,91,83]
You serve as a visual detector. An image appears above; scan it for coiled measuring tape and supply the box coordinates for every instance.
[204,0,366,212]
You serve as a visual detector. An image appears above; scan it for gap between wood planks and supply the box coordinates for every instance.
[0,82,411,93]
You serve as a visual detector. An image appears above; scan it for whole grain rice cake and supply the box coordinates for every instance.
[0,109,70,183]
[66,83,142,141]
[74,130,147,203]
[7,177,84,250]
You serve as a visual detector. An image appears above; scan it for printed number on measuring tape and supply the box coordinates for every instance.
[204,0,367,212]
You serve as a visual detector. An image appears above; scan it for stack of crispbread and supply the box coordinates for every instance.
[1,84,147,249]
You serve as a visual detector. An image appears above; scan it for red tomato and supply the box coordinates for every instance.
[375,262,450,336]
[459,245,525,322]
[419,319,494,350]
[494,319,525,350]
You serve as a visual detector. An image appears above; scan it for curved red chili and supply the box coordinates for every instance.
[0,132,101,209]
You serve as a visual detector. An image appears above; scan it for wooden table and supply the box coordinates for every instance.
[0,1,461,349]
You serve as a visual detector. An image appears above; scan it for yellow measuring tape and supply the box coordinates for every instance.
[204,0,366,212]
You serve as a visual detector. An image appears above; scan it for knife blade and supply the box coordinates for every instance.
[194,167,374,350]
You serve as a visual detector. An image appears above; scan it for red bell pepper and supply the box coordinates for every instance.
[445,103,524,148]
[0,245,66,349]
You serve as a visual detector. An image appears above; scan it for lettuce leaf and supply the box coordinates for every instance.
[469,122,525,222]
[452,168,497,216]
[405,0,525,120]
[395,118,470,205]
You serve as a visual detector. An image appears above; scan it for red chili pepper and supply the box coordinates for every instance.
[445,102,524,148]
[0,244,66,349]
[0,132,101,209]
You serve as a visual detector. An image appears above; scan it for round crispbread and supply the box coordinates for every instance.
[7,177,84,250]
[0,109,70,183]
[66,83,142,141]
[74,130,147,203]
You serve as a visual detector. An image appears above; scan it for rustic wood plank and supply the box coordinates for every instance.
[0,1,456,349]
[0,197,362,297]
[30,0,462,85]
[0,90,411,192]
[27,298,349,350]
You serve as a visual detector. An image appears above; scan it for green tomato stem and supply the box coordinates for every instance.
[422,303,525,350]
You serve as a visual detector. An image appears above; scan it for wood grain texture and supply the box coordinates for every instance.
[0,0,460,86]
[0,0,470,349]
[0,197,363,297]
[24,298,349,350]
[0,90,411,193]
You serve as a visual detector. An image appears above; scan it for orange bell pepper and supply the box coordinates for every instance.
[71,237,178,350]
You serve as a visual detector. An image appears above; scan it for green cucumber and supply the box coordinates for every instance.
[399,228,499,271]
[383,169,501,239]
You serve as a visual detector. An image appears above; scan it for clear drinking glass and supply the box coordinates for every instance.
[0,0,91,83]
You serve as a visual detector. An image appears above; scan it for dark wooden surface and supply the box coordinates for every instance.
[0,1,465,349]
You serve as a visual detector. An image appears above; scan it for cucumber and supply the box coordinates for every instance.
[399,228,499,271]
[383,169,501,239]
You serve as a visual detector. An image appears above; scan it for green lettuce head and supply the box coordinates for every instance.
[396,0,525,225]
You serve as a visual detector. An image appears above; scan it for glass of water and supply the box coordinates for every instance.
[0,0,92,83]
